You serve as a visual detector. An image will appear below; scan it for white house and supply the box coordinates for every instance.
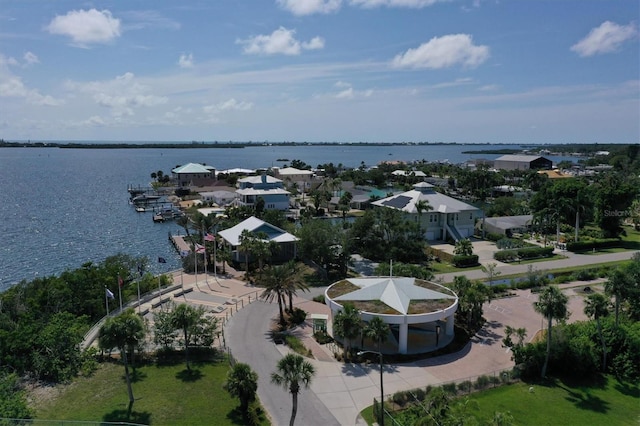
[217,216,298,263]
[199,190,237,206]
[372,182,481,241]
[236,174,291,211]
[272,167,315,193]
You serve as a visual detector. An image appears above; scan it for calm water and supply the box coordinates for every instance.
[0,144,575,291]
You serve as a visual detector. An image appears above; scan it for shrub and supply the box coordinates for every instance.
[496,238,527,250]
[566,238,620,252]
[414,388,426,401]
[312,295,326,304]
[494,250,518,262]
[284,335,308,356]
[442,383,457,394]
[313,331,333,344]
[458,380,473,394]
[494,246,554,262]
[453,254,479,267]
[485,232,504,242]
[475,375,491,389]
[574,269,597,281]
[288,307,307,325]
[392,391,407,407]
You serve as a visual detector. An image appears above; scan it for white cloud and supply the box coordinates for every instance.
[430,77,474,89]
[336,87,354,99]
[478,84,499,91]
[277,0,342,15]
[67,72,167,116]
[237,27,325,55]
[23,51,39,66]
[203,98,253,114]
[571,21,637,57]
[45,9,121,46]
[0,53,61,105]
[178,53,194,68]
[350,0,443,8]
[391,34,489,69]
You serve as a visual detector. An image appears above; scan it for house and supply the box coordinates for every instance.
[217,216,298,263]
[172,163,216,187]
[391,170,427,178]
[236,174,291,211]
[371,182,481,241]
[272,167,315,193]
[493,155,553,171]
[537,169,572,179]
[199,190,238,206]
[482,215,533,237]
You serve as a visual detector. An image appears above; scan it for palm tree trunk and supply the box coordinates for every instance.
[575,211,579,243]
[122,349,135,404]
[289,391,298,426]
[277,293,285,325]
[288,291,293,313]
[184,328,190,370]
[596,318,606,371]
[541,316,552,378]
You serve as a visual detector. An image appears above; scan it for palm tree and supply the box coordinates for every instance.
[533,286,569,378]
[333,303,362,358]
[281,261,308,313]
[604,268,629,327]
[170,303,202,370]
[415,199,432,230]
[271,353,316,426]
[260,266,288,326]
[239,229,254,280]
[454,238,473,256]
[584,292,610,371]
[364,316,389,353]
[98,309,145,404]
[175,214,192,239]
[225,362,259,417]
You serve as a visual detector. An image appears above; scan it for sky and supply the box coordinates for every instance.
[0,0,638,144]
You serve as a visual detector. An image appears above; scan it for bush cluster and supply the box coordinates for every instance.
[494,246,554,262]
[566,238,620,252]
[453,254,480,267]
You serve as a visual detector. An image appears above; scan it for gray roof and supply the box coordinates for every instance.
[484,215,533,231]
[495,155,549,163]
[372,184,478,214]
[218,216,298,246]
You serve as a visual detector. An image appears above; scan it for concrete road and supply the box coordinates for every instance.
[225,300,341,426]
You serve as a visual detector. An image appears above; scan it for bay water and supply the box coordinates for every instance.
[0,143,574,291]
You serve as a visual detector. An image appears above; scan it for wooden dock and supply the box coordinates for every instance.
[169,232,192,255]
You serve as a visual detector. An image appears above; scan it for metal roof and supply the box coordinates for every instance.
[218,216,298,246]
[172,163,213,174]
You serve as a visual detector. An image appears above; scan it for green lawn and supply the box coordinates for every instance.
[35,358,268,426]
[469,377,639,425]
[430,262,483,274]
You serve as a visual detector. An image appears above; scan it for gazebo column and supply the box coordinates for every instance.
[446,315,454,335]
[399,323,408,354]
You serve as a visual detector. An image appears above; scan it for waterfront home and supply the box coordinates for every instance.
[482,215,533,237]
[272,166,314,194]
[217,216,298,263]
[172,163,216,187]
[236,174,291,211]
[372,182,481,242]
[199,190,237,207]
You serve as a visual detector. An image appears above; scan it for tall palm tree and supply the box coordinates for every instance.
[333,303,363,358]
[533,286,569,378]
[584,292,610,371]
[604,268,629,327]
[225,362,259,417]
[170,303,203,370]
[415,199,432,230]
[260,264,289,326]
[239,229,254,280]
[98,309,145,404]
[271,353,316,426]
[281,261,309,313]
[364,316,389,353]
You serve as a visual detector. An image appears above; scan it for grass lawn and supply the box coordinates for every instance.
[469,376,639,426]
[35,358,268,426]
[430,262,483,274]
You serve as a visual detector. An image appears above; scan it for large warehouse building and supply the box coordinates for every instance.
[493,155,553,171]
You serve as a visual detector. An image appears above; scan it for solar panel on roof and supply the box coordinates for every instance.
[382,195,412,209]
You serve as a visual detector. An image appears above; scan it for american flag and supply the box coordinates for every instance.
[204,233,215,242]
[195,243,206,254]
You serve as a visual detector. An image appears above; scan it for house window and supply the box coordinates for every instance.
[456,214,459,220]
[470,213,472,220]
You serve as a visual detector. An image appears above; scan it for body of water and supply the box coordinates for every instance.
[0,144,576,291]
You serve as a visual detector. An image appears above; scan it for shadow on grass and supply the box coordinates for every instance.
[130,369,148,383]
[103,401,152,425]
[176,368,203,382]
[553,375,611,414]
[614,380,640,398]
[226,405,269,425]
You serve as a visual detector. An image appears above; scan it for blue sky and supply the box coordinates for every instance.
[1,0,638,143]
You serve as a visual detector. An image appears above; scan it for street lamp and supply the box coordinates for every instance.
[358,350,385,426]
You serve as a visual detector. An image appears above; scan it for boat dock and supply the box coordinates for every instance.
[169,232,192,255]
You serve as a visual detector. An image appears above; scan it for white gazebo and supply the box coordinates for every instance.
[325,277,458,355]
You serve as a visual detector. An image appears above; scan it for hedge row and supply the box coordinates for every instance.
[494,246,554,262]
[566,238,620,252]
[453,254,480,267]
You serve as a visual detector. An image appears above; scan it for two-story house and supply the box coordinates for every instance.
[372,182,482,241]
[236,174,291,211]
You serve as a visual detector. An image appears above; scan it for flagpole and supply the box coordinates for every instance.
[118,281,123,311]
[105,286,109,316]
[203,226,208,285]
[213,228,217,279]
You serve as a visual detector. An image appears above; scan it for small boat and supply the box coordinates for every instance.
[135,206,147,213]
[132,194,161,203]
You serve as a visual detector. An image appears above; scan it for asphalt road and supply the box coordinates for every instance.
[225,300,341,426]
